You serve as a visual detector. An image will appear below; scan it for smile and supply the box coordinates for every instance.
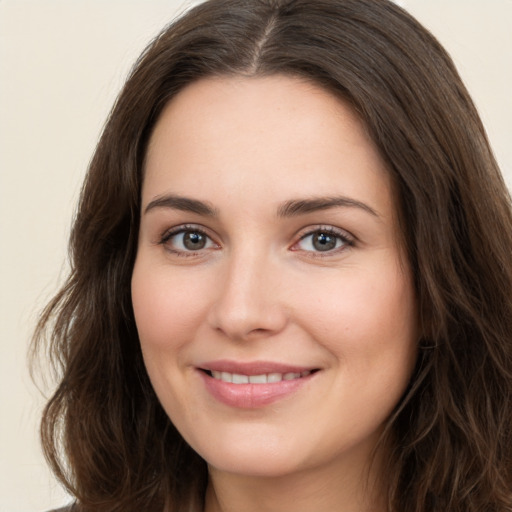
[197,362,319,408]
[208,370,312,384]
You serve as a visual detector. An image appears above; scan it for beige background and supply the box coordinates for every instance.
[1,1,510,511]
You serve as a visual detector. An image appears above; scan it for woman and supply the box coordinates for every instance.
[34,0,512,511]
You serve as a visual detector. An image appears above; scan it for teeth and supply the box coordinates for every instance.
[232,373,249,384]
[209,371,312,384]
[249,374,267,384]
[221,371,232,383]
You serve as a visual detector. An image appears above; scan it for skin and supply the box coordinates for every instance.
[131,75,418,512]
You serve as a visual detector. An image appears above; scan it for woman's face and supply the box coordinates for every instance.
[132,75,418,479]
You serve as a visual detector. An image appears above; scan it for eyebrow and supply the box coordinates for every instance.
[143,194,379,218]
[277,196,379,218]
[144,195,218,216]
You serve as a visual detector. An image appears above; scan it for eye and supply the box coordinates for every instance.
[293,228,354,254]
[160,226,217,255]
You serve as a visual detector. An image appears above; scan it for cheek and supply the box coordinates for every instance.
[304,264,418,433]
[294,262,417,367]
[131,259,210,350]
[131,258,206,411]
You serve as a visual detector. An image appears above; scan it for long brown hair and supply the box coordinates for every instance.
[33,1,512,510]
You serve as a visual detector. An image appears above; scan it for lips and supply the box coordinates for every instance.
[197,360,319,408]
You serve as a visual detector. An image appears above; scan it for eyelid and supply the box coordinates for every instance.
[155,223,354,258]
[158,223,220,255]
[290,225,355,255]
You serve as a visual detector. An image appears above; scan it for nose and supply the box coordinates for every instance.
[207,250,288,341]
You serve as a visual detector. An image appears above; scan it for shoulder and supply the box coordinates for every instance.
[47,506,76,512]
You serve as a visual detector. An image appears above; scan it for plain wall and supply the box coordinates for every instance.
[0,1,510,511]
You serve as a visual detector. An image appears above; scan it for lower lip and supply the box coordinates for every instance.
[199,371,314,409]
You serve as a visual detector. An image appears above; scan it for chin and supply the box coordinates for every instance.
[190,428,311,478]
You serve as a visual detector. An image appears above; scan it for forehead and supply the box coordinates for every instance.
[143,75,394,221]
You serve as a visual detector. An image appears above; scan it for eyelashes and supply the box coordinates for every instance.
[158,224,355,258]
[158,225,218,257]
[292,227,354,255]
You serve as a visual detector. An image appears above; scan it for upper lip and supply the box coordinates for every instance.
[198,360,318,375]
